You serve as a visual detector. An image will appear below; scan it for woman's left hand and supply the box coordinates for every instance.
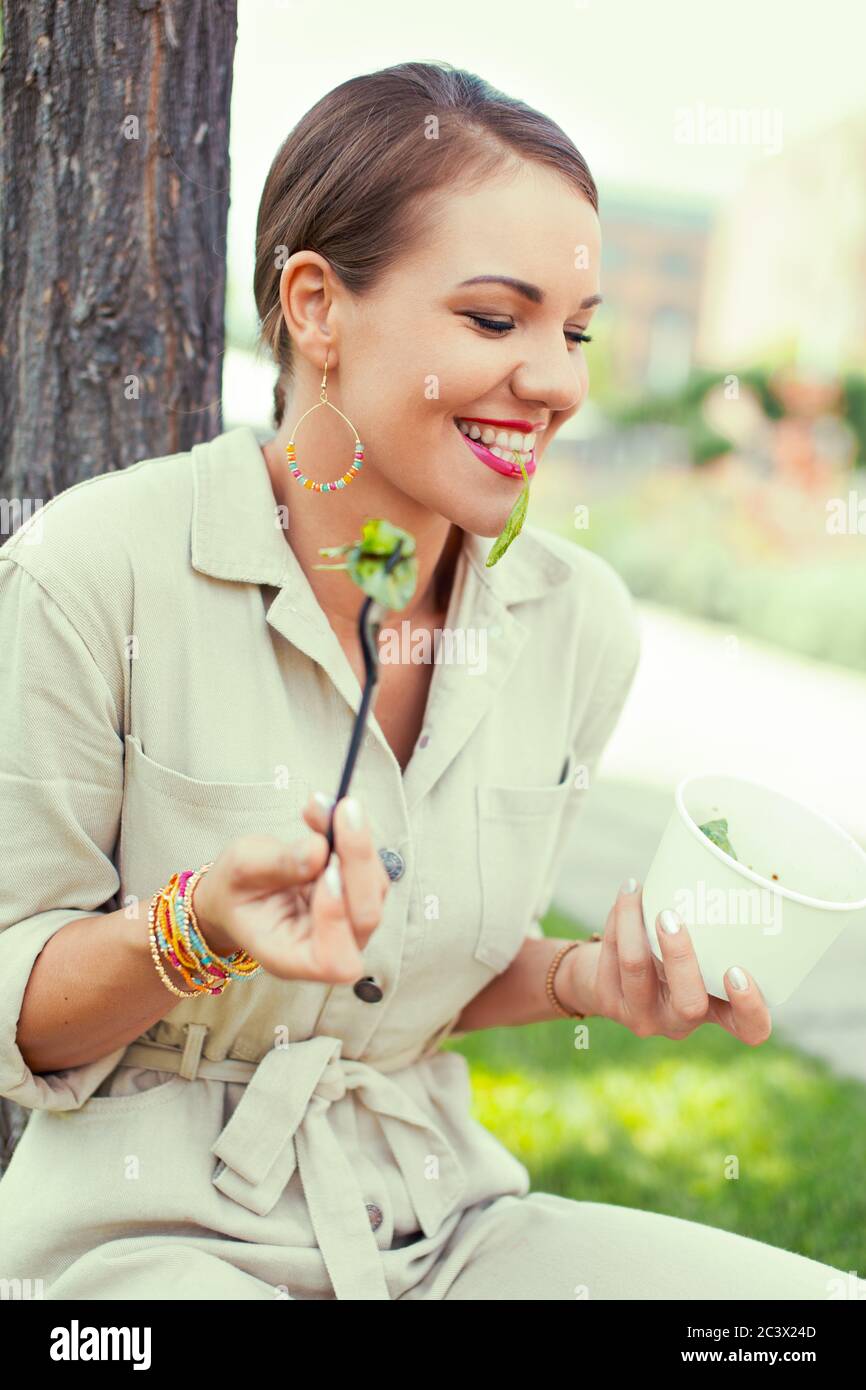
[581,878,772,1046]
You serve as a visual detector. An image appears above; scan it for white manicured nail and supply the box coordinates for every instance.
[314,791,336,811]
[727,966,748,991]
[324,855,342,897]
[343,796,364,830]
[659,909,681,934]
[619,876,638,896]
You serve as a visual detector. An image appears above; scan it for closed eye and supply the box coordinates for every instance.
[464,313,592,345]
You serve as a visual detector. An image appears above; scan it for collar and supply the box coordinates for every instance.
[190,424,575,608]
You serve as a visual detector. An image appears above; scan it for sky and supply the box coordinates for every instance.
[225,0,866,349]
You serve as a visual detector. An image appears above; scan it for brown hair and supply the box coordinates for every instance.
[253,60,598,429]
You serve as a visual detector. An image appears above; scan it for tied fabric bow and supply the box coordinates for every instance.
[210,1034,467,1300]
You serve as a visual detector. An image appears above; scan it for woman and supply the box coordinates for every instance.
[0,61,859,1301]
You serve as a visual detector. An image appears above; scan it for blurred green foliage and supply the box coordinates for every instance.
[606,366,866,467]
[842,375,866,463]
[557,466,866,672]
[443,906,866,1278]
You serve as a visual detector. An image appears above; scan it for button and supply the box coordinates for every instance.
[418,733,430,749]
[366,1202,383,1232]
[353,976,383,1003]
[378,848,405,881]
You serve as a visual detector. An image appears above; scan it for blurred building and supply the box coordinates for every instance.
[595,185,715,396]
[696,109,866,373]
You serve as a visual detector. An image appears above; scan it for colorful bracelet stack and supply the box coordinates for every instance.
[147,861,262,999]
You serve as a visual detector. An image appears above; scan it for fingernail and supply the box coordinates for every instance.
[659,908,681,934]
[342,796,364,830]
[314,791,336,812]
[619,875,638,896]
[727,966,748,991]
[324,854,342,897]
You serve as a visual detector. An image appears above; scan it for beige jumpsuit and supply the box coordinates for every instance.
[0,426,859,1300]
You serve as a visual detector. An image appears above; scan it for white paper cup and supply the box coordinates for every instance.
[641,773,866,1006]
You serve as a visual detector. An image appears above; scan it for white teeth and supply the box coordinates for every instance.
[491,447,532,464]
[455,419,536,454]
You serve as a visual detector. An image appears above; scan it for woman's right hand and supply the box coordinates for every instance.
[191,795,390,983]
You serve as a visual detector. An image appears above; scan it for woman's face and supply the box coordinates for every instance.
[286,162,602,540]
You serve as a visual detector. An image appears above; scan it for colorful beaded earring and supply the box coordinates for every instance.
[285,352,364,492]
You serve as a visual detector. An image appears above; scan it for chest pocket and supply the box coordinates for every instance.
[119,734,312,902]
[474,750,577,972]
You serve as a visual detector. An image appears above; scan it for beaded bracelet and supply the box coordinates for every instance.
[154,872,229,995]
[177,864,261,982]
[147,892,200,999]
[147,862,262,999]
[152,873,241,995]
[152,873,228,995]
[546,932,603,1020]
[158,866,261,992]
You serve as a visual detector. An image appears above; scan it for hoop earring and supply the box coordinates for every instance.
[285,353,364,493]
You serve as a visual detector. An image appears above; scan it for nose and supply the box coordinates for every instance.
[512,338,584,418]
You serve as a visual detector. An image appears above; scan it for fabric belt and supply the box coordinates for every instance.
[117,1025,467,1300]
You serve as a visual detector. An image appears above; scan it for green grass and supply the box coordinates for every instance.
[442,906,866,1277]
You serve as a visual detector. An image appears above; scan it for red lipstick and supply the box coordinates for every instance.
[458,417,544,431]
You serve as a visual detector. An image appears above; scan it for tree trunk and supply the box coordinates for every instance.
[0,0,238,1174]
[0,0,237,498]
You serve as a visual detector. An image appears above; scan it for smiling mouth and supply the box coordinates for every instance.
[453,419,537,478]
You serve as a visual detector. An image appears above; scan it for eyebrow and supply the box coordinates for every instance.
[456,275,603,311]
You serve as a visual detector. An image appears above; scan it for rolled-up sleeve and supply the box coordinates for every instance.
[0,554,127,1110]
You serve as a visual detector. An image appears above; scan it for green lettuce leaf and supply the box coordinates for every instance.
[314,517,418,611]
[486,451,531,567]
[698,818,738,861]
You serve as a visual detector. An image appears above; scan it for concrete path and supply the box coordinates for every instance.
[554,600,866,1083]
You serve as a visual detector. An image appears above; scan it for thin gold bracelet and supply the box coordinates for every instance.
[546,932,603,1019]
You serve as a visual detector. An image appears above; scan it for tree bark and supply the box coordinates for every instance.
[0,0,237,501]
[0,0,238,1174]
